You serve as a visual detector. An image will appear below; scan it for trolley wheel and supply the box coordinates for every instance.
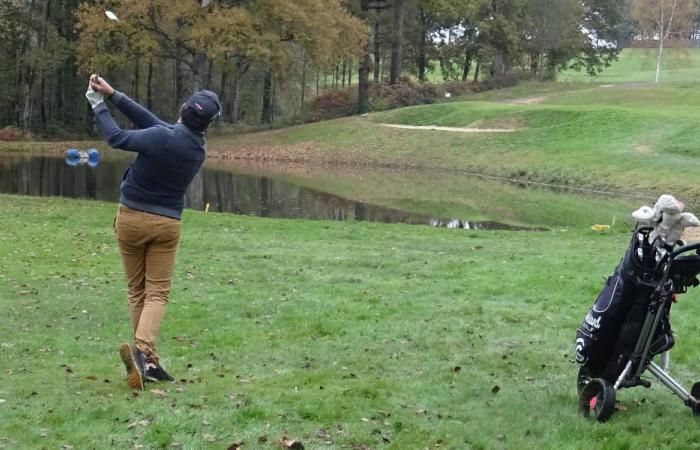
[577,367,592,396]
[691,382,700,416]
[579,378,616,422]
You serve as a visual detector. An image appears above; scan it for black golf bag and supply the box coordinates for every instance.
[576,227,674,383]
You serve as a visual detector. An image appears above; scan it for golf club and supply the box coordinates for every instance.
[93,11,119,89]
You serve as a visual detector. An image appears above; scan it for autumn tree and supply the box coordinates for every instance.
[76,0,367,124]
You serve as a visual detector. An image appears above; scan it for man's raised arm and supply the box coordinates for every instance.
[90,75,168,129]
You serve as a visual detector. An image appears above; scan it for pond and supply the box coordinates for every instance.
[0,155,554,230]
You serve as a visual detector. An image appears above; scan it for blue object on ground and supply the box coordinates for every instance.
[87,148,100,167]
[65,148,81,160]
[65,156,81,166]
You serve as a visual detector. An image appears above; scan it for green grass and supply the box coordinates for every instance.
[560,48,700,84]
[4,195,700,449]
[206,81,700,209]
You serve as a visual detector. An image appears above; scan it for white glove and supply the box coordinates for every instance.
[85,85,104,109]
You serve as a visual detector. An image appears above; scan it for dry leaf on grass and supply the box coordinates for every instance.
[227,443,244,450]
[126,419,151,429]
[273,436,305,449]
[202,433,217,443]
[151,389,168,398]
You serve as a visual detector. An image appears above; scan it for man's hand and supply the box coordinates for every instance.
[89,74,115,97]
[85,82,104,109]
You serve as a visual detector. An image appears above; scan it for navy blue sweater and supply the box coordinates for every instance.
[93,91,206,219]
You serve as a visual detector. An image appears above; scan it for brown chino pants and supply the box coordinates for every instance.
[114,205,181,362]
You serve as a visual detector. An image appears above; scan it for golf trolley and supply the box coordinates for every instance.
[576,226,700,422]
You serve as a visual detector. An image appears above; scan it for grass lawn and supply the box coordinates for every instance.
[3,195,700,449]
[203,80,700,209]
[559,48,700,84]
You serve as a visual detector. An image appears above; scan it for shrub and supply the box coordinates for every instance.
[306,74,522,121]
[307,89,357,122]
[0,126,31,141]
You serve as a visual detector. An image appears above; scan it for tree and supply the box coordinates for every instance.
[76,0,367,124]
[526,0,583,80]
[389,0,406,84]
[631,0,699,82]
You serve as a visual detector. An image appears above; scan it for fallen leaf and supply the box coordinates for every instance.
[615,402,628,412]
[38,428,49,437]
[202,433,217,443]
[151,389,168,399]
[202,419,210,426]
[273,436,304,449]
[227,443,243,450]
[491,385,500,394]
[61,445,74,450]
[127,419,151,429]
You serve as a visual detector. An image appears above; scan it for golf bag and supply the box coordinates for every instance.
[576,228,674,383]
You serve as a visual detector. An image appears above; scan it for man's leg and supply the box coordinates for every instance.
[115,207,147,331]
[115,206,149,389]
[134,216,181,363]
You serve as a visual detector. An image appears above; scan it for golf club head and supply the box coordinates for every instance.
[105,10,119,21]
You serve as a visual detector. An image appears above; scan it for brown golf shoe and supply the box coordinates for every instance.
[119,343,146,390]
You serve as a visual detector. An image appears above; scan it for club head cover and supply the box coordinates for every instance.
[632,205,657,225]
[654,194,684,216]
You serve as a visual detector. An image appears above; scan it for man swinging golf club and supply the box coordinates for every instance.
[86,74,220,389]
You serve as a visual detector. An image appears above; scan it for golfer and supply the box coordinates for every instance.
[86,75,221,389]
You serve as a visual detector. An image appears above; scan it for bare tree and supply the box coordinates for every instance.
[632,0,699,82]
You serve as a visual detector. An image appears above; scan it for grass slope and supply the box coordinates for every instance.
[560,48,700,84]
[3,196,700,449]
[209,81,700,208]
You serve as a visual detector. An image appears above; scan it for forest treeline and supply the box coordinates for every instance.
[0,0,638,137]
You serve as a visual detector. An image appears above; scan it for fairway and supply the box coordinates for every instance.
[560,48,700,84]
[4,196,700,449]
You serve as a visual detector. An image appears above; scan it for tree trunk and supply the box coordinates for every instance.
[191,52,207,91]
[473,60,480,82]
[358,0,371,114]
[341,60,347,87]
[491,53,505,78]
[174,53,183,111]
[232,74,241,121]
[373,22,381,83]
[462,49,472,82]
[261,70,273,124]
[219,70,229,121]
[133,56,140,103]
[417,7,428,82]
[205,58,214,87]
[147,62,153,109]
[40,0,51,129]
[358,44,371,114]
[655,31,664,83]
[389,0,405,85]
[300,53,307,109]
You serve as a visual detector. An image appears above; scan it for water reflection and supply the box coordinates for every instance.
[0,155,543,230]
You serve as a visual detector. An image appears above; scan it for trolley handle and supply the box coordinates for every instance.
[670,242,700,260]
